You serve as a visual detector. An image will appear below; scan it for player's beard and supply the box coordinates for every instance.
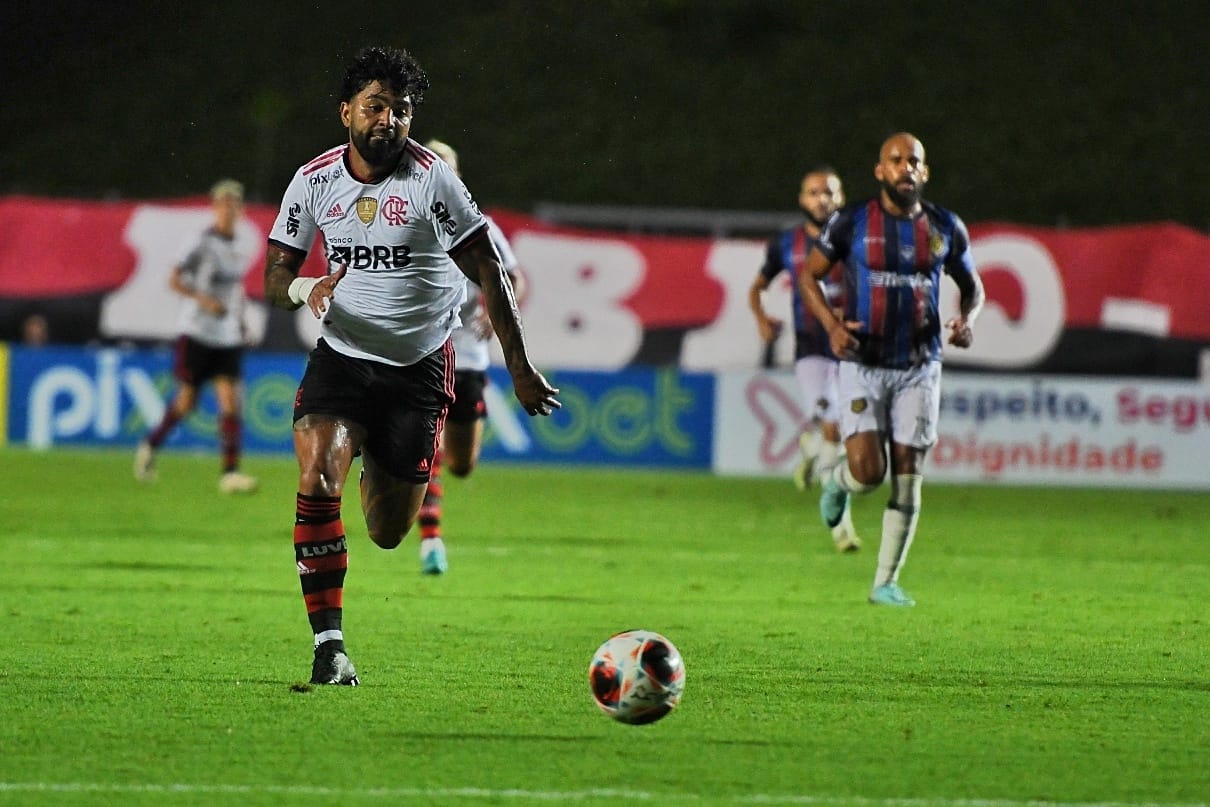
[803,209,830,228]
[881,178,922,211]
[351,127,404,169]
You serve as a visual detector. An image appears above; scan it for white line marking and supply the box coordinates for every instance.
[0,783,1204,807]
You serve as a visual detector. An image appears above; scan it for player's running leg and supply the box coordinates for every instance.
[868,365,938,606]
[215,376,257,494]
[793,427,821,491]
[417,446,448,575]
[294,414,362,685]
[135,384,197,481]
[869,472,922,607]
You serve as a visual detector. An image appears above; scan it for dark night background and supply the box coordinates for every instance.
[1,0,1206,228]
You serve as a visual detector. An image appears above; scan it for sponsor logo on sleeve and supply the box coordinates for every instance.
[430,201,458,236]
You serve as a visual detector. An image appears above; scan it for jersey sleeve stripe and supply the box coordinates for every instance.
[302,145,347,175]
[268,238,309,258]
[447,221,490,259]
[404,139,436,170]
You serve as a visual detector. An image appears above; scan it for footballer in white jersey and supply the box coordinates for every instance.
[173,226,251,349]
[262,45,559,687]
[269,138,486,367]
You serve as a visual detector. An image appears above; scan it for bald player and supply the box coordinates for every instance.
[799,133,984,607]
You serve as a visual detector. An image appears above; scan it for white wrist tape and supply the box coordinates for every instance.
[287,276,320,306]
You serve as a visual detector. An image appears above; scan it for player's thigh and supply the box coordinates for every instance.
[442,419,484,477]
[836,362,888,440]
[292,343,376,495]
[360,450,428,546]
[363,345,453,480]
[888,361,942,450]
[794,356,840,424]
[836,363,891,482]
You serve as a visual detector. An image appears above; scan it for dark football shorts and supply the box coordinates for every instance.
[293,338,454,482]
[173,335,242,385]
[448,370,489,424]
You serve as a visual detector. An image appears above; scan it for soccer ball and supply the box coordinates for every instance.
[588,629,685,725]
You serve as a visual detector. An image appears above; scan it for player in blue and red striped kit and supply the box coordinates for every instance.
[749,166,861,552]
[799,133,985,607]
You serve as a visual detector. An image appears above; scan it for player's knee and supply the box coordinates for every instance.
[298,466,341,498]
[840,462,881,493]
[846,455,885,488]
[446,458,475,478]
[367,520,411,550]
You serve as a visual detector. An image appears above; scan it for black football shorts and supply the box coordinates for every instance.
[293,338,454,481]
[448,369,489,424]
[173,335,242,385]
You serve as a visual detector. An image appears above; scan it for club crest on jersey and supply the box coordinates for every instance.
[355,196,378,224]
[382,195,409,226]
[929,231,947,257]
[851,398,869,414]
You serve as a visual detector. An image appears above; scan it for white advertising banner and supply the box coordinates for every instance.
[714,370,1210,490]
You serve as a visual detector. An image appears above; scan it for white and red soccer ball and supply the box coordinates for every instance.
[588,629,685,725]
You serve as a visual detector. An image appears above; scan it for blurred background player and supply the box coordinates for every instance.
[749,166,860,552]
[418,139,528,575]
[799,132,984,606]
[20,312,50,347]
[134,179,258,494]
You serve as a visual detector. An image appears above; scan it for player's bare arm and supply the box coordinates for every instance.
[454,231,560,417]
[265,243,347,317]
[946,270,985,348]
[169,266,226,317]
[748,273,782,343]
[800,246,862,359]
[264,244,307,310]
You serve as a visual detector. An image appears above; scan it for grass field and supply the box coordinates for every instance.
[1,447,1207,806]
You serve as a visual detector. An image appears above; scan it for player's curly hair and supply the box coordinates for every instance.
[340,46,430,107]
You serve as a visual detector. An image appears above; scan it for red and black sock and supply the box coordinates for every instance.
[294,493,347,645]
[419,447,443,539]
[219,414,241,473]
[147,407,184,448]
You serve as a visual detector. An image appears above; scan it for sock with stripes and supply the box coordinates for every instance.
[418,447,443,540]
[294,493,348,649]
[147,406,184,448]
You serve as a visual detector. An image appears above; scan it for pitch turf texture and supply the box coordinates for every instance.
[1,448,1206,807]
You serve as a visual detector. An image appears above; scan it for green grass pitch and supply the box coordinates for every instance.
[0,447,1206,806]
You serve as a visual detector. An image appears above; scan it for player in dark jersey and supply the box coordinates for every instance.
[749,166,860,552]
[263,46,559,686]
[799,133,985,607]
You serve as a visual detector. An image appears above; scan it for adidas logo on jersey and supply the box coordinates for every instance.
[323,203,345,221]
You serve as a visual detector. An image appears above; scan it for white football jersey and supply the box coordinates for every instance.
[269,139,489,366]
[452,216,519,372]
[175,228,250,348]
